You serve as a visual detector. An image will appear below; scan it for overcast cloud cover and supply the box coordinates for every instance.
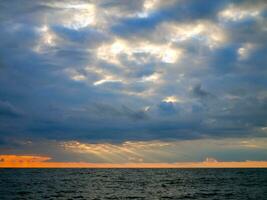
[0,0,267,162]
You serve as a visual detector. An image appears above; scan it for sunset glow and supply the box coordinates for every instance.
[1,155,267,168]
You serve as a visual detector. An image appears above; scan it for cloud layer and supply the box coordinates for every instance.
[0,0,267,162]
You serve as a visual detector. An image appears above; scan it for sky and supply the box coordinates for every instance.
[0,0,267,166]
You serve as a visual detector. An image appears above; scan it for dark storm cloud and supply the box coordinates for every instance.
[0,0,266,148]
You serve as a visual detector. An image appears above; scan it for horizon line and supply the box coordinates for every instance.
[1,155,267,168]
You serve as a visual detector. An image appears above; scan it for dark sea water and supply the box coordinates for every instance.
[0,169,267,200]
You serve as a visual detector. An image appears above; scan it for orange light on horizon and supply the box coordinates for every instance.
[1,155,267,168]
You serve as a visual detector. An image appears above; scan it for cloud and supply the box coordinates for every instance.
[191,84,210,98]
[1,137,267,164]
[0,0,266,162]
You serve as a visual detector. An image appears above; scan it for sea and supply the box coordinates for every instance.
[0,168,266,199]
